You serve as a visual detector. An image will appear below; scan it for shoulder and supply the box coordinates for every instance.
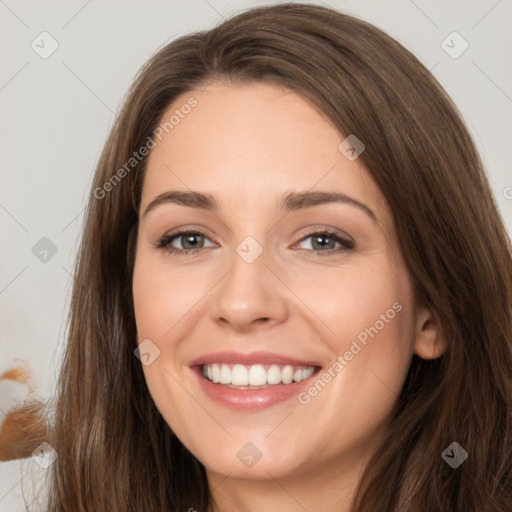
[0,456,50,511]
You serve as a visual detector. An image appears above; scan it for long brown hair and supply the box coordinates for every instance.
[47,3,512,510]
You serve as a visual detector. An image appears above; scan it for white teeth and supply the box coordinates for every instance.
[201,363,317,387]
[220,364,231,384]
[282,365,294,384]
[248,364,267,386]
[302,367,315,380]
[267,365,282,385]
[231,364,248,386]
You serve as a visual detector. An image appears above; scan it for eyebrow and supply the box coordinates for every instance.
[142,190,377,222]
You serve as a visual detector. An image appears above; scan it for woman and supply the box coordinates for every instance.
[38,3,512,511]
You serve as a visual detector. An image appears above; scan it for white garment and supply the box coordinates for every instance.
[0,456,50,511]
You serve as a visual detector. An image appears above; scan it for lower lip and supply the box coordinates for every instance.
[192,367,319,411]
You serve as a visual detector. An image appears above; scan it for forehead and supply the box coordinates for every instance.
[140,81,389,222]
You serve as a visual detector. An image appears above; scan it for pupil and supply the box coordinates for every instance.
[313,234,333,250]
[184,234,201,249]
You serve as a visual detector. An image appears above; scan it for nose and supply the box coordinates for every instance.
[210,243,289,332]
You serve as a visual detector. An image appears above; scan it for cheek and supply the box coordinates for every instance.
[295,257,410,347]
[132,260,196,431]
[132,256,201,339]
[303,256,415,398]
[314,261,414,415]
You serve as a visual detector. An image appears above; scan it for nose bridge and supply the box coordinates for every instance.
[211,233,288,329]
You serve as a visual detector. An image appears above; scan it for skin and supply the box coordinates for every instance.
[132,81,446,512]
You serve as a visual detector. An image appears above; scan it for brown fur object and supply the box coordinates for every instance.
[0,368,49,461]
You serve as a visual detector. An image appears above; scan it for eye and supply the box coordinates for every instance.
[156,230,216,255]
[294,230,354,255]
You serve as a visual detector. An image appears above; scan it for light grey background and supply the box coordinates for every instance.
[1,0,511,399]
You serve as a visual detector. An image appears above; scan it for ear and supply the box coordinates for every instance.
[413,304,447,360]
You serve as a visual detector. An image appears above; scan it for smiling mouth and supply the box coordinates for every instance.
[200,363,321,389]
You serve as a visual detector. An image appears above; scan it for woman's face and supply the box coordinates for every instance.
[132,81,443,484]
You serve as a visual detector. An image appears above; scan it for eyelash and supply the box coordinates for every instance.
[156,228,354,257]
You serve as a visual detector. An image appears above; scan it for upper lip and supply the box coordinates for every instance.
[189,350,322,368]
